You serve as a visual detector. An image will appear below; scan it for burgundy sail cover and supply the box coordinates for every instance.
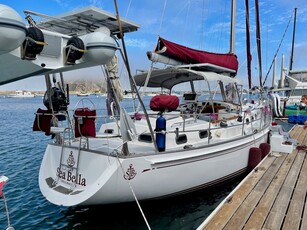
[155,37,238,72]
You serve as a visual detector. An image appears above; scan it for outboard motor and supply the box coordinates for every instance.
[155,113,166,152]
[43,87,69,120]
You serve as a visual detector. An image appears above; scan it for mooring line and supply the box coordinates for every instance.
[116,155,151,230]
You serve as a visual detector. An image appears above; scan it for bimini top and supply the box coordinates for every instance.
[25,6,140,36]
[134,67,241,90]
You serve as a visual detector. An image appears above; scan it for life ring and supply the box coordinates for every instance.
[65,36,85,63]
[23,27,44,55]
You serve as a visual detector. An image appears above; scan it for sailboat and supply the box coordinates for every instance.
[266,8,307,115]
[0,2,272,206]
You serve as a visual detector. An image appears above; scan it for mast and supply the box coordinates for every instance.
[255,0,263,88]
[289,8,297,71]
[113,0,158,153]
[230,0,236,54]
[245,0,252,89]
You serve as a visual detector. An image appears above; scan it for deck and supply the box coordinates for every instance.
[198,125,307,230]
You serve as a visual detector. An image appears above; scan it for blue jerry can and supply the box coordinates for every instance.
[155,114,166,152]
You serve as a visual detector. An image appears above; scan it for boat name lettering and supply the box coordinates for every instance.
[56,167,86,186]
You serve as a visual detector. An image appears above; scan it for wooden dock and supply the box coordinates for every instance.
[198,125,307,230]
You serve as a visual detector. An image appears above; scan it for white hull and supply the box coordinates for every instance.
[39,115,270,206]
[76,93,90,97]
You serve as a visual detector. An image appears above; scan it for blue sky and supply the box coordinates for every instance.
[1,0,307,90]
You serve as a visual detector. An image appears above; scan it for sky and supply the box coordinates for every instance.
[0,0,307,91]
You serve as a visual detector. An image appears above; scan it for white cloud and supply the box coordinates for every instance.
[125,38,150,49]
[52,0,68,8]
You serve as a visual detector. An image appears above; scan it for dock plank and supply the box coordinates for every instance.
[223,153,287,230]
[282,152,307,230]
[198,125,307,230]
[263,128,307,230]
[301,192,307,230]
[291,125,305,143]
[242,150,298,230]
[201,156,276,230]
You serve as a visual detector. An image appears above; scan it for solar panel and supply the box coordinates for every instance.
[25,6,140,36]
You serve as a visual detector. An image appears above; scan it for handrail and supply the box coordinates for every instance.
[40,102,271,153]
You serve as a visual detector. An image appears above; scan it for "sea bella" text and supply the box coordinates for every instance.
[56,167,86,186]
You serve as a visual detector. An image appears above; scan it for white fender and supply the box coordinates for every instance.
[269,93,277,117]
[0,4,26,55]
[269,93,282,117]
[274,93,283,117]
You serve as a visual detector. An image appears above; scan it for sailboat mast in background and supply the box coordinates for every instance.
[255,0,263,88]
[245,0,252,89]
[289,8,297,71]
[230,0,236,54]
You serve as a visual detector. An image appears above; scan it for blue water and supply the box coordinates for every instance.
[0,95,242,230]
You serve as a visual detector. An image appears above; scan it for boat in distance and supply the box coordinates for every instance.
[7,90,35,98]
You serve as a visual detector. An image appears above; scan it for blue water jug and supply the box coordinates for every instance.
[155,114,166,152]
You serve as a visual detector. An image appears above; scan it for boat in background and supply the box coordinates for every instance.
[274,9,307,115]
[76,92,90,97]
[285,70,307,103]
[7,90,35,98]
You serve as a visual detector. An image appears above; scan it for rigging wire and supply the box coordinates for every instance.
[263,11,294,86]
[125,0,133,18]
[158,0,168,35]
[182,1,191,45]
[158,1,191,39]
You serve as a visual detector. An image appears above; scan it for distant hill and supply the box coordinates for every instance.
[67,80,107,93]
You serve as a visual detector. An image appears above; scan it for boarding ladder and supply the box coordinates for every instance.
[56,99,96,190]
